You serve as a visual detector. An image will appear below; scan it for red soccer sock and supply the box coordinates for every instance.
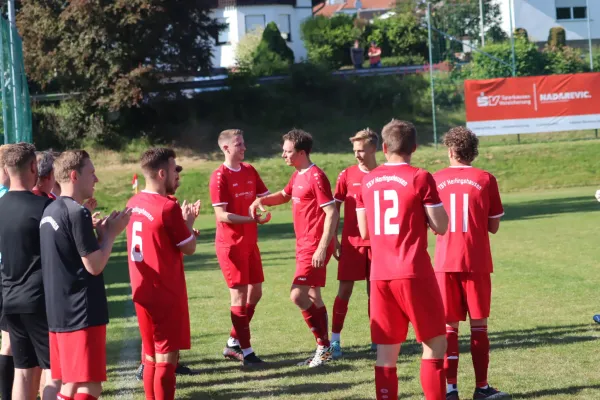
[247,303,257,322]
[375,366,398,400]
[301,304,322,345]
[74,394,97,400]
[332,296,349,335]
[420,359,446,400]
[445,325,459,385]
[316,305,330,347]
[154,362,176,400]
[143,359,156,400]
[230,306,251,349]
[471,325,490,388]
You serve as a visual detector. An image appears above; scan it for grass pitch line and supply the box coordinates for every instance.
[112,299,139,399]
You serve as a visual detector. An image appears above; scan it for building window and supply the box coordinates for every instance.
[217,18,230,45]
[245,15,266,34]
[278,14,291,42]
[556,0,587,20]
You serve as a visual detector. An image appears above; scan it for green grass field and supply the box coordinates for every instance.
[97,184,600,399]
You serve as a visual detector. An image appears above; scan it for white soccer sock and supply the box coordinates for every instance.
[331,332,341,342]
[242,347,254,357]
[227,337,240,347]
[447,383,457,393]
[478,385,489,390]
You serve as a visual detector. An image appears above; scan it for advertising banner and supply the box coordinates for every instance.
[464,72,600,136]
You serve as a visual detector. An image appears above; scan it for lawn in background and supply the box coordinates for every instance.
[100,186,600,400]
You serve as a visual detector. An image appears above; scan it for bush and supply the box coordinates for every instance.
[469,38,545,78]
[235,27,264,72]
[548,27,566,48]
[251,23,294,77]
[543,45,590,74]
[514,28,529,41]
[364,14,427,59]
[301,14,359,69]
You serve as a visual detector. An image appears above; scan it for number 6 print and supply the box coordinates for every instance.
[130,221,144,262]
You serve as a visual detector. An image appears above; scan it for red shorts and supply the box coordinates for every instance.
[337,245,371,281]
[216,244,264,288]
[435,272,491,322]
[370,274,446,344]
[135,302,191,356]
[49,325,107,383]
[293,245,334,287]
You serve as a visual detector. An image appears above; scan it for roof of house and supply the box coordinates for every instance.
[314,0,395,17]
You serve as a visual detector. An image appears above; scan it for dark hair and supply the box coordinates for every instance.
[442,126,479,163]
[54,150,90,183]
[282,129,313,154]
[3,142,36,171]
[381,119,416,155]
[36,151,55,178]
[140,148,176,177]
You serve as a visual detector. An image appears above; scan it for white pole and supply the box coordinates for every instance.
[587,0,593,70]
[7,0,20,140]
[479,0,485,47]
[427,2,438,148]
[508,0,516,76]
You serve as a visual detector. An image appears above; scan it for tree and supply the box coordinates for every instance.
[251,23,294,76]
[17,0,222,111]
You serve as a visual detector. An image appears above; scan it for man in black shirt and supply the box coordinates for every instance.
[0,143,59,400]
[40,150,130,400]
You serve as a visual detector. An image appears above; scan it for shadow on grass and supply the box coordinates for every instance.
[513,384,600,399]
[503,196,600,222]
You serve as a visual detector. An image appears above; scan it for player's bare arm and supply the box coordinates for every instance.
[214,205,265,225]
[312,203,339,268]
[488,217,500,234]
[249,191,290,219]
[83,208,132,276]
[356,209,369,240]
[332,201,342,260]
[425,205,449,235]
[179,200,199,255]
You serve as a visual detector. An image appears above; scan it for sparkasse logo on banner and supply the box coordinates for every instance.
[464,72,600,136]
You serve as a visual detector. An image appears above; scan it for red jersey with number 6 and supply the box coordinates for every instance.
[126,191,194,310]
[334,165,370,247]
[433,166,504,273]
[356,163,443,280]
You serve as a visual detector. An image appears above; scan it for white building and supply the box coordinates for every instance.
[498,0,600,46]
[211,0,313,68]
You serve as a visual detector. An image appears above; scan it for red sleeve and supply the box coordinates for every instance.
[415,169,442,207]
[488,174,504,218]
[252,166,269,197]
[312,170,335,207]
[209,169,230,207]
[162,200,193,247]
[283,172,296,196]
[333,169,347,203]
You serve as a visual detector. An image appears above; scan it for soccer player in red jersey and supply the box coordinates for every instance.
[356,120,449,400]
[126,148,200,400]
[433,127,508,400]
[249,129,339,367]
[330,129,379,358]
[209,129,270,366]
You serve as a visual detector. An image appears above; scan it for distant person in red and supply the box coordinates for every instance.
[209,129,271,366]
[330,129,379,358]
[356,120,448,400]
[249,129,339,367]
[433,127,508,400]
[126,148,200,400]
[33,151,57,199]
[368,41,381,68]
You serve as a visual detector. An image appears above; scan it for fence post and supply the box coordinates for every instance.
[587,0,593,70]
[508,0,517,76]
[427,2,438,149]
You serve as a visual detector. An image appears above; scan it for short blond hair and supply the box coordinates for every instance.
[349,129,379,147]
[218,129,243,148]
[54,150,90,184]
[0,145,8,168]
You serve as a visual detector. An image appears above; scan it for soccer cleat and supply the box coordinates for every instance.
[242,352,265,367]
[223,344,244,362]
[447,391,460,400]
[473,386,510,399]
[175,363,194,375]
[296,345,332,368]
[593,314,600,324]
[134,363,144,381]
[331,340,342,359]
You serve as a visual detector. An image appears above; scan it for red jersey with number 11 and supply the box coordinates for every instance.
[433,166,504,274]
[356,163,443,281]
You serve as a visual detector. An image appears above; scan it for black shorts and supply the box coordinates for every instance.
[5,312,50,369]
[0,314,7,332]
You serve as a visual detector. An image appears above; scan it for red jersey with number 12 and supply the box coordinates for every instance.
[356,163,442,281]
[126,192,193,311]
[283,164,335,255]
[334,165,370,247]
[433,166,504,273]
